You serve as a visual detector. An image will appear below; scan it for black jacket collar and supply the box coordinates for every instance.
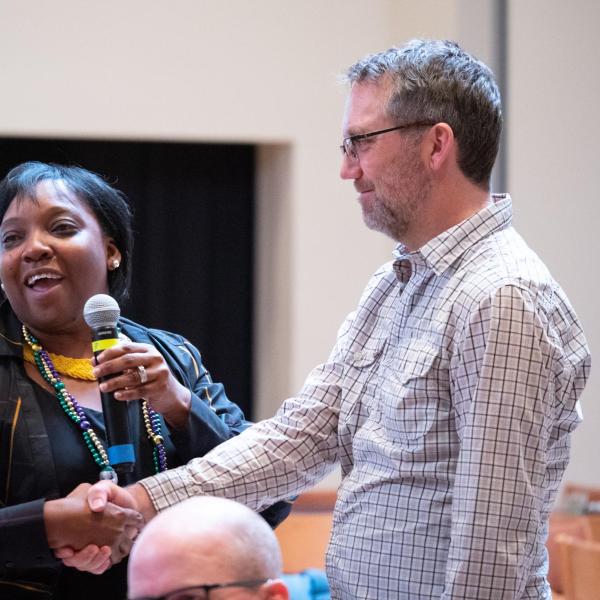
[0,301,25,359]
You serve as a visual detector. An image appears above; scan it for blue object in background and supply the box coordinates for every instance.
[281,569,331,600]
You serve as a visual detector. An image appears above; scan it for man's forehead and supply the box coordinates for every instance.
[342,79,393,135]
[132,541,228,595]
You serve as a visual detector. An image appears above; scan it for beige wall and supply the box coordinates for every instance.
[0,0,596,488]
[508,0,599,486]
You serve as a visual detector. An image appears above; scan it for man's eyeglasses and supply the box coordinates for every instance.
[129,578,270,600]
[340,121,436,162]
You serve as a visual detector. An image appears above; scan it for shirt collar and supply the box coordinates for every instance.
[392,193,513,278]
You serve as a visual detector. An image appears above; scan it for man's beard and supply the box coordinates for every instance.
[361,155,431,243]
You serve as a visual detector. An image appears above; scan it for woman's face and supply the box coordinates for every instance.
[0,179,121,337]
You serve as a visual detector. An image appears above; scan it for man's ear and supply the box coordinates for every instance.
[421,122,455,174]
[263,579,290,600]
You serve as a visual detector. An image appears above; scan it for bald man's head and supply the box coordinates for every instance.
[128,497,288,599]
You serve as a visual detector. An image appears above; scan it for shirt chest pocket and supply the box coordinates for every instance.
[377,338,446,445]
[339,345,385,428]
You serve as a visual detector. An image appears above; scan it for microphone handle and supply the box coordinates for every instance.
[92,324,135,484]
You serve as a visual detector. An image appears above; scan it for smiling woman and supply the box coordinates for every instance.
[0,179,121,345]
[0,162,290,599]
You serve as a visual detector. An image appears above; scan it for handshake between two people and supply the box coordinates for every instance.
[46,480,151,575]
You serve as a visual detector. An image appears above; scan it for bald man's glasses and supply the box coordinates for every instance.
[130,578,270,600]
[340,121,436,162]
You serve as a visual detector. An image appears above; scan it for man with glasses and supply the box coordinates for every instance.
[72,39,590,598]
[127,497,288,600]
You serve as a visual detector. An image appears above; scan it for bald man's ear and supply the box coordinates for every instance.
[421,122,455,174]
[263,578,290,600]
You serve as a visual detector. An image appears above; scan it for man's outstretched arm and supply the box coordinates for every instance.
[57,344,346,573]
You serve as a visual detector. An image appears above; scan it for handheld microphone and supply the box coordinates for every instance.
[83,293,135,485]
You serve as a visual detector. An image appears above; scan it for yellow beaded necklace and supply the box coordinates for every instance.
[22,344,96,380]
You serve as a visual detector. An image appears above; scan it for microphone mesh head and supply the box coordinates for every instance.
[83,294,120,329]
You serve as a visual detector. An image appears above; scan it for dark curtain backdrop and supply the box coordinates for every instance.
[0,138,256,417]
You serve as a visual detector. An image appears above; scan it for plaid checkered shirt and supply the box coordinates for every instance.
[140,195,590,599]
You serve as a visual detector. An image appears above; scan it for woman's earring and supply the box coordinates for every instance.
[0,282,4,292]
[111,259,120,270]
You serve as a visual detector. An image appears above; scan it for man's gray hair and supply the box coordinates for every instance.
[345,39,502,188]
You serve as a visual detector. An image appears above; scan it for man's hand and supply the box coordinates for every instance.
[45,483,143,569]
[88,480,157,522]
[54,481,155,574]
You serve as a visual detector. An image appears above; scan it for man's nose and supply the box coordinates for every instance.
[339,153,362,180]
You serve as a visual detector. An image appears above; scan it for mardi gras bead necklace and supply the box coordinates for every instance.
[22,325,167,479]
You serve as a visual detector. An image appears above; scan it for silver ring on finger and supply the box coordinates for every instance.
[136,364,148,385]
